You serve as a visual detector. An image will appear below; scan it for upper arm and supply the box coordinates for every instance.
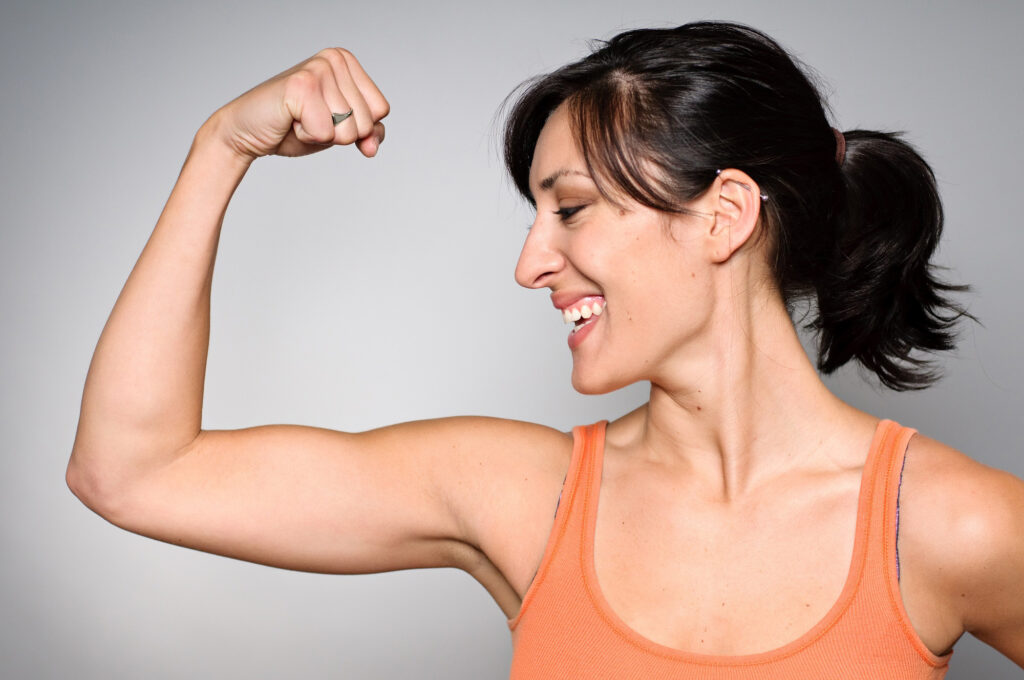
[953,469,1024,665]
[77,417,571,577]
[898,434,1024,666]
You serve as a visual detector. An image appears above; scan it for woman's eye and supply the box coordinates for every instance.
[554,205,585,221]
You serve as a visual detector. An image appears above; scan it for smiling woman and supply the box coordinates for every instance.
[506,23,968,392]
[65,19,1024,680]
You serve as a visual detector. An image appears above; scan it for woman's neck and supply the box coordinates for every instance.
[613,288,869,502]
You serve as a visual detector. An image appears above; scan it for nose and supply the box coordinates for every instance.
[515,217,566,289]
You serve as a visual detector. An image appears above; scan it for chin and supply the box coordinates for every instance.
[570,365,635,395]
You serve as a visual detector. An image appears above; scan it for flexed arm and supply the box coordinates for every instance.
[68,48,388,505]
[65,50,569,590]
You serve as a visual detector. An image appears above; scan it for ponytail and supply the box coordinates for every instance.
[813,130,975,390]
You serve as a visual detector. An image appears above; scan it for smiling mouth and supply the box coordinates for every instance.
[560,296,605,333]
[572,316,600,334]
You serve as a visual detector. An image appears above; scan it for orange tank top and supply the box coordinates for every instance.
[507,419,952,679]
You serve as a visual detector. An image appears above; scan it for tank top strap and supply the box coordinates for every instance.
[861,418,917,583]
[857,418,947,665]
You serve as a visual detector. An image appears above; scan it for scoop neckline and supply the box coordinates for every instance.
[579,417,891,666]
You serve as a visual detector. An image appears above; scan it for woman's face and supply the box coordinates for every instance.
[516,104,718,394]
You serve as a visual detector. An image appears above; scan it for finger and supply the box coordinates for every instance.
[356,122,386,158]
[315,64,362,145]
[283,69,336,146]
[335,72,374,140]
[317,49,374,142]
[339,49,390,122]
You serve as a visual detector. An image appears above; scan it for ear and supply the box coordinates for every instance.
[707,169,763,264]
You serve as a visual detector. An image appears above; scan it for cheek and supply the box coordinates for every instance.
[627,259,711,338]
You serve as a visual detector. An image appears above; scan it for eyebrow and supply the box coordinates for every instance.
[537,168,591,192]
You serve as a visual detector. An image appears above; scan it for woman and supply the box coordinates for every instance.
[67,21,1023,677]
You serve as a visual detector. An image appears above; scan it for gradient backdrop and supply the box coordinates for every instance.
[1,0,1021,677]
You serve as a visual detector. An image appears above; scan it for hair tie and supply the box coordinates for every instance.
[832,127,846,166]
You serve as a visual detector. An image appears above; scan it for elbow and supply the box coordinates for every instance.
[65,449,128,522]
[65,454,95,506]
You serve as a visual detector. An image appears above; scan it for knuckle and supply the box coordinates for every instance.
[286,69,318,94]
[306,55,331,73]
[318,48,353,75]
[317,48,345,68]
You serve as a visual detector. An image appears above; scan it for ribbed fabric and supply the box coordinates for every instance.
[507,419,952,679]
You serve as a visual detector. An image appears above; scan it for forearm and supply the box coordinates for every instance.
[68,113,253,502]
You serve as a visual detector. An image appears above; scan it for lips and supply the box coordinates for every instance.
[551,294,606,349]
[566,308,601,349]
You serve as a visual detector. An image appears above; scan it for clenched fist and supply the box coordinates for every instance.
[206,48,389,161]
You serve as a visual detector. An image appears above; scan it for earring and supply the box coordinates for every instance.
[716,169,769,201]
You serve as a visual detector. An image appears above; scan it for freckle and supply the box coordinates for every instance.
[960,593,966,598]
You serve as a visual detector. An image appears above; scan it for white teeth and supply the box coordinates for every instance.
[559,300,607,324]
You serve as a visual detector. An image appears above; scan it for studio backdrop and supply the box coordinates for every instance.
[1,0,1021,677]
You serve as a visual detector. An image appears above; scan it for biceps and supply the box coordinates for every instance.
[106,424,464,574]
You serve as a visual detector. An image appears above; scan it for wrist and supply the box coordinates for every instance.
[194,109,259,171]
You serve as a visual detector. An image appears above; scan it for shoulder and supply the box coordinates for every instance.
[406,417,576,609]
[417,415,574,472]
[373,415,574,516]
[901,432,1024,568]
[403,416,574,529]
[899,432,1024,659]
[361,415,572,465]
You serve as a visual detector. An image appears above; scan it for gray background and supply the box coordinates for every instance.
[2,0,1021,677]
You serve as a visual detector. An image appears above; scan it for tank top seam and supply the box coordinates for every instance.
[881,426,952,668]
[507,426,589,631]
[574,419,890,667]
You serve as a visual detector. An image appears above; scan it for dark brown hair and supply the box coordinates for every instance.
[503,21,974,390]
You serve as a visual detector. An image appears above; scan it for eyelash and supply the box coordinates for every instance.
[525,204,587,230]
[554,205,585,221]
